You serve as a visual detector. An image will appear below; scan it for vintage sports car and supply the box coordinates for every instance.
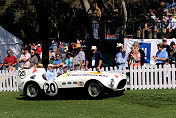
[18,68,127,99]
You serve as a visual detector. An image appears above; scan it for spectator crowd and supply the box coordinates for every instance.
[137,0,176,39]
[0,39,103,75]
[115,38,176,69]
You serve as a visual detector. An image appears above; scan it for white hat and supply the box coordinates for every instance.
[116,43,122,47]
[48,64,54,67]
[37,44,40,46]
[91,46,97,50]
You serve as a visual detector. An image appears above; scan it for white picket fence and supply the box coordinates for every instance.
[90,64,176,90]
[0,70,19,92]
[0,65,176,91]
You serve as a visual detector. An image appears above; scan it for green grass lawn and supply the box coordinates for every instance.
[0,89,176,118]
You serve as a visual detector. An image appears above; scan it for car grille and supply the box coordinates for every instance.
[117,79,127,89]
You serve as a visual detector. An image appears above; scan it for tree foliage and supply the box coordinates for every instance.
[0,0,127,43]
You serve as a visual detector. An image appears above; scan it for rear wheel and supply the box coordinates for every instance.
[86,81,104,99]
[25,83,40,98]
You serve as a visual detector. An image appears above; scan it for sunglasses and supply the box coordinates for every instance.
[31,52,34,53]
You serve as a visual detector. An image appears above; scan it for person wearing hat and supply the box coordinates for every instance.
[73,45,85,70]
[170,41,176,64]
[19,47,31,69]
[115,43,127,69]
[85,46,102,71]
[44,64,59,81]
[3,50,17,70]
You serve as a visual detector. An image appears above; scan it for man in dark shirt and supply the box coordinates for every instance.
[162,38,172,57]
[85,46,102,71]
[170,41,176,64]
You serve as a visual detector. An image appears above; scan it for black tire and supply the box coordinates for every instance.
[24,83,41,99]
[86,81,104,99]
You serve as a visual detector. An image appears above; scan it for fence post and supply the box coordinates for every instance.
[114,66,117,72]
[134,66,137,90]
[2,70,5,91]
[146,65,150,89]
[159,65,163,89]
[142,66,146,89]
[9,71,13,91]
[171,64,175,89]
[6,70,9,91]
[138,66,142,90]
[154,65,158,89]
[150,65,154,89]
[110,67,114,72]
[16,68,19,92]
[163,65,167,89]
[130,66,133,90]
[101,67,105,72]
[167,65,171,89]
[105,67,108,72]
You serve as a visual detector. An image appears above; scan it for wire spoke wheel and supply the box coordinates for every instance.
[26,84,39,98]
[88,83,101,98]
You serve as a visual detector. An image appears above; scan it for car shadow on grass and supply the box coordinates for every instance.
[16,89,125,101]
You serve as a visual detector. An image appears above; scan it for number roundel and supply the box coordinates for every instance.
[18,69,26,79]
[43,81,58,96]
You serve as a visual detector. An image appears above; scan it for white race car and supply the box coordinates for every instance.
[18,68,127,99]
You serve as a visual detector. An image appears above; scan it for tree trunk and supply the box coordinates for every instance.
[37,0,49,69]
[122,0,127,37]
[80,0,92,14]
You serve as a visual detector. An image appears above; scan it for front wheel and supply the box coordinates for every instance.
[86,81,104,99]
[25,83,40,98]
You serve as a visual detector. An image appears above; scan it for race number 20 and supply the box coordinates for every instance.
[43,81,58,96]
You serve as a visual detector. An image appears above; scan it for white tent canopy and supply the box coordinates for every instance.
[0,26,23,68]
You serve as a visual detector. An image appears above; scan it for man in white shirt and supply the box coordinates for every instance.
[19,47,31,68]
[167,15,176,38]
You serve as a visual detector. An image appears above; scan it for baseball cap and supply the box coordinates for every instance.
[48,64,54,67]
[163,38,167,42]
[91,46,97,50]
